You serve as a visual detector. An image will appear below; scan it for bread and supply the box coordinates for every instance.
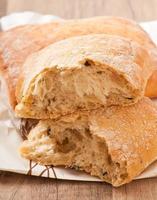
[54,16,157,98]
[145,70,157,97]
[0,21,61,108]
[0,16,156,109]
[15,34,152,119]
[20,97,157,186]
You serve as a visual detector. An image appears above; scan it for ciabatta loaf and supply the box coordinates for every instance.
[20,97,157,186]
[0,16,156,109]
[15,34,152,119]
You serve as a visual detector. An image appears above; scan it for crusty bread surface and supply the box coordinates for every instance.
[15,34,152,119]
[0,16,156,109]
[20,97,157,186]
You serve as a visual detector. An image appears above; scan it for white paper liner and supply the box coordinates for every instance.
[0,11,157,182]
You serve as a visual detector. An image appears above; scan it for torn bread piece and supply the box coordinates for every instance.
[20,97,157,186]
[0,16,157,109]
[15,34,152,119]
[53,16,157,97]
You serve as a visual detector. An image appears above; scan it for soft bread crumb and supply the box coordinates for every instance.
[20,118,128,186]
[19,98,157,186]
[15,34,151,119]
[16,63,139,119]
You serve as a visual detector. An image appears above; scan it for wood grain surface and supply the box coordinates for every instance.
[1,0,157,199]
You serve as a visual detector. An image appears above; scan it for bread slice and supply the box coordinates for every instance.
[0,16,156,109]
[15,34,152,119]
[20,97,157,186]
[52,16,157,97]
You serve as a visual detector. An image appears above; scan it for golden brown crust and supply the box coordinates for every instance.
[145,48,157,97]
[42,16,157,99]
[0,16,156,108]
[91,97,157,183]
[52,16,156,50]
[19,97,157,186]
[145,71,157,97]
[15,34,152,119]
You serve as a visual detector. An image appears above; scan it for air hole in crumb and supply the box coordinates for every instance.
[85,128,92,138]
[77,106,82,109]
[115,162,120,167]
[65,128,83,141]
[77,116,82,120]
[58,136,76,153]
[126,97,133,100]
[120,173,128,179]
[47,99,51,106]
[47,128,51,136]
[102,172,108,176]
[84,60,91,67]
[97,71,102,74]
[108,155,112,164]
[51,97,56,102]
[62,137,69,145]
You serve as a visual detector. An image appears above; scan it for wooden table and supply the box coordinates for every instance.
[0,0,157,199]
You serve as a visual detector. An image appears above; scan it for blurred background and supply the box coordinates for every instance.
[0,0,157,21]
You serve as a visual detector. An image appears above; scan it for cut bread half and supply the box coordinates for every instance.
[0,16,157,110]
[15,34,152,119]
[20,97,157,186]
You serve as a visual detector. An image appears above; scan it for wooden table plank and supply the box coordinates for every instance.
[129,0,157,21]
[0,172,113,200]
[0,0,157,199]
[0,0,7,17]
[7,0,132,19]
[7,0,157,21]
